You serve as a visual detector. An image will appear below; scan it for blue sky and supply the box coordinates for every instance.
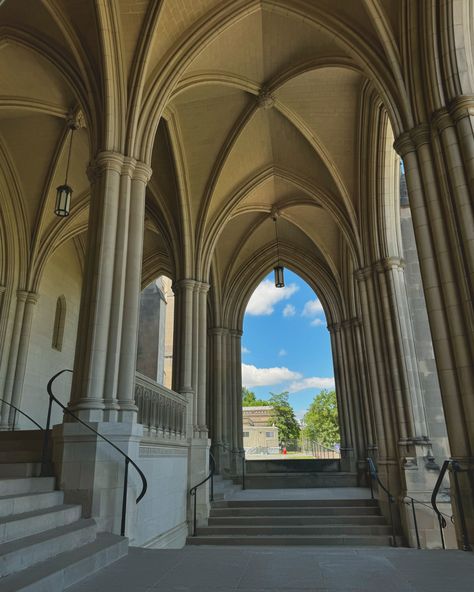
[241,270,335,421]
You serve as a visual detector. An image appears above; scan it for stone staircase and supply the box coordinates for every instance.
[212,474,241,500]
[188,498,394,546]
[0,459,127,591]
[244,459,358,488]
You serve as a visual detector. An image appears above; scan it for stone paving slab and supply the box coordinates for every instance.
[67,545,474,592]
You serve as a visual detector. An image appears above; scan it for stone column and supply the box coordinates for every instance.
[0,290,38,428]
[102,161,132,420]
[10,292,38,417]
[340,319,367,475]
[395,125,474,547]
[117,162,151,421]
[196,282,209,433]
[1,291,27,428]
[173,279,210,527]
[328,323,354,472]
[54,152,149,535]
[69,152,124,420]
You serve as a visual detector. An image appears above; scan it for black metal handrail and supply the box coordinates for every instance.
[431,459,471,551]
[0,397,44,431]
[41,369,147,537]
[189,449,216,537]
[213,441,246,490]
[366,456,397,546]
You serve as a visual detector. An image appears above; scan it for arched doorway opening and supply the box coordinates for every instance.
[241,270,340,464]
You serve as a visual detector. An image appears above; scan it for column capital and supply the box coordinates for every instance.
[449,94,474,123]
[326,322,341,334]
[194,281,210,294]
[121,156,136,179]
[173,279,197,292]
[88,151,125,182]
[133,161,153,184]
[409,124,431,148]
[354,266,372,282]
[16,290,38,305]
[375,257,405,272]
[431,108,454,133]
[341,317,362,330]
[393,131,416,157]
[25,292,39,305]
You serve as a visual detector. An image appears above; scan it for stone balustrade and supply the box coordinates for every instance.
[135,372,187,439]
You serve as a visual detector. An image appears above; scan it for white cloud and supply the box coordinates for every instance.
[311,318,324,327]
[246,280,299,316]
[288,376,336,392]
[278,349,287,357]
[302,299,324,317]
[241,346,251,354]
[283,304,296,317]
[242,363,301,387]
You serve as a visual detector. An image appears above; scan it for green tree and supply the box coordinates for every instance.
[302,390,340,448]
[241,387,267,406]
[268,392,300,444]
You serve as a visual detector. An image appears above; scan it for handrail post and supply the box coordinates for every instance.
[410,498,421,549]
[451,461,471,551]
[210,471,214,502]
[388,493,397,547]
[193,491,197,536]
[367,458,374,500]
[11,408,17,431]
[120,458,130,537]
[438,513,446,549]
[40,396,54,477]
[242,454,245,490]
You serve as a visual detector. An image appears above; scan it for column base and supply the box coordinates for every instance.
[187,435,211,531]
[52,421,143,534]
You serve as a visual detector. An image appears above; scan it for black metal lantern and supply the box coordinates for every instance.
[272,214,284,288]
[55,124,75,217]
[55,184,72,217]
[274,265,284,288]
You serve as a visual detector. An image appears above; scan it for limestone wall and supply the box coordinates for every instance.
[132,443,189,548]
[21,241,82,429]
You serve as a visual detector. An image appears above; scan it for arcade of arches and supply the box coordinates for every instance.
[0,0,473,558]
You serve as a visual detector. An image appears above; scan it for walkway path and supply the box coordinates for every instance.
[69,545,474,592]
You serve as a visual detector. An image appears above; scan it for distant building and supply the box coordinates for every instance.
[242,406,279,451]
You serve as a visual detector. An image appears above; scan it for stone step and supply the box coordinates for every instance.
[0,532,128,592]
[0,491,64,518]
[0,463,41,478]
[187,534,393,546]
[244,472,358,488]
[208,515,387,526]
[245,459,340,474]
[0,504,82,544]
[212,498,376,508]
[0,519,97,578]
[197,524,393,536]
[0,451,44,464]
[211,505,381,517]
[0,477,55,497]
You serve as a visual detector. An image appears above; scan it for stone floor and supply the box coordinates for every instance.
[68,545,474,592]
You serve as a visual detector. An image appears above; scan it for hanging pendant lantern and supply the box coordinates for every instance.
[272,213,284,288]
[274,265,284,288]
[54,184,72,217]
[55,123,76,217]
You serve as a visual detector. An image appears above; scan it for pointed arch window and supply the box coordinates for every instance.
[52,295,66,351]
